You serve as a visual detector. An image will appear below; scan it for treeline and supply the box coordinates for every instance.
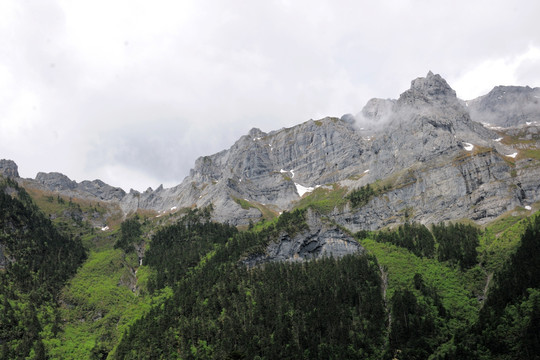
[387,273,448,360]
[114,209,387,359]
[347,183,377,208]
[453,215,540,359]
[358,222,480,269]
[114,216,142,253]
[143,207,238,291]
[0,178,86,359]
[432,223,480,269]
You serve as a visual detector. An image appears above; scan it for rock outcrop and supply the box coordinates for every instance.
[0,159,19,178]
[243,209,363,266]
[467,85,540,127]
[33,172,126,201]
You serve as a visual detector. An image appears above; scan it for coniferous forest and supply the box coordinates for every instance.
[1,176,539,359]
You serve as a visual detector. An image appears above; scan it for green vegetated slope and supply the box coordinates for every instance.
[0,178,86,359]
[114,209,387,360]
[2,175,540,359]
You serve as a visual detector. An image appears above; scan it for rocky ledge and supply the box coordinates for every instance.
[243,209,363,266]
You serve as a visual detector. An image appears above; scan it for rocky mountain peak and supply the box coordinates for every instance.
[467,85,540,127]
[360,98,395,124]
[35,172,78,191]
[0,159,19,178]
[397,71,458,108]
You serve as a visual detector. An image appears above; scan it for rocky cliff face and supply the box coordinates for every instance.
[243,209,363,266]
[467,85,540,127]
[6,72,540,230]
[0,159,19,178]
[32,172,126,201]
[119,116,371,224]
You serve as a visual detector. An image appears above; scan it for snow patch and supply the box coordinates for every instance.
[526,122,532,126]
[506,152,518,158]
[253,137,261,141]
[170,206,177,211]
[525,205,532,210]
[280,169,295,178]
[494,137,503,142]
[364,169,370,174]
[294,183,320,197]
[463,143,474,151]
[482,122,504,130]
[101,226,109,231]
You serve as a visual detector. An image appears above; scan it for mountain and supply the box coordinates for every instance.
[2,72,540,359]
[467,85,540,127]
[5,72,540,231]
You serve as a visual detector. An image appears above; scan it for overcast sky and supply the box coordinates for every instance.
[1,0,540,191]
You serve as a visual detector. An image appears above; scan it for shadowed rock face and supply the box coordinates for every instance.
[467,85,540,127]
[243,210,363,266]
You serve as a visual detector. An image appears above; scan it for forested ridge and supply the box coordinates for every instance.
[1,175,539,359]
[0,178,86,359]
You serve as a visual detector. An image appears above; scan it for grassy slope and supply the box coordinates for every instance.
[44,229,171,359]
[359,238,478,327]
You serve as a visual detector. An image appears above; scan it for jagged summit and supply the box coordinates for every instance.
[4,72,540,229]
[468,85,540,127]
[0,159,19,178]
[397,71,459,109]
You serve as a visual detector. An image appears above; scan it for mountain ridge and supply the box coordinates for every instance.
[3,72,540,229]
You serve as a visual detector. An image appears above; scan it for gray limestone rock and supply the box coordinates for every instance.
[360,98,395,124]
[8,72,540,231]
[467,85,540,127]
[35,172,78,191]
[78,180,126,201]
[0,159,19,178]
[243,209,363,266]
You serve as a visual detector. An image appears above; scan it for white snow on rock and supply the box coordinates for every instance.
[525,205,532,210]
[494,137,503,142]
[101,226,109,231]
[294,183,320,197]
[364,169,370,173]
[526,122,532,126]
[482,122,504,131]
[170,206,177,211]
[280,169,295,178]
[506,152,518,158]
[463,143,474,151]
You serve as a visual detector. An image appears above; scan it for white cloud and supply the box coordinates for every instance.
[1,0,540,190]
[451,46,540,99]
